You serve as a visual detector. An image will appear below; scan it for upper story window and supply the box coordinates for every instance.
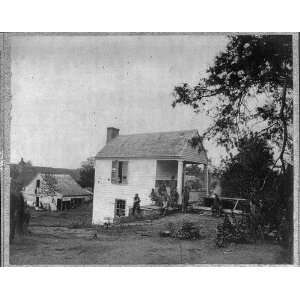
[111,160,128,184]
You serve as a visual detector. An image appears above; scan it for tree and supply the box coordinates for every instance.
[172,35,293,174]
[219,134,275,200]
[40,173,58,196]
[78,157,95,188]
[172,35,294,258]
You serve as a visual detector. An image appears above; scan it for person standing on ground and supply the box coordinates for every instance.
[132,193,141,216]
[212,193,222,217]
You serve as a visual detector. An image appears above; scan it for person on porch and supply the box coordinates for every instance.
[170,188,179,207]
[161,190,170,216]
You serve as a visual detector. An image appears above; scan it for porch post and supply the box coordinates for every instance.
[177,160,183,204]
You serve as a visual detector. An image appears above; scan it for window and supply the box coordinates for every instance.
[36,197,40,207]
[36,179,40,188]
[111,160,128,184]
[115,199,126,217]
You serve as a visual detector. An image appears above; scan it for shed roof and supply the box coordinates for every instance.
[96,129,208,164]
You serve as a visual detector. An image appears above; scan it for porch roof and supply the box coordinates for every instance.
[96,129,208,164]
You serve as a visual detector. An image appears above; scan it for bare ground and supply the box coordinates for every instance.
[10,204,288,265]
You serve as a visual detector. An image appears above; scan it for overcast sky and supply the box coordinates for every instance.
[10,34,229,168]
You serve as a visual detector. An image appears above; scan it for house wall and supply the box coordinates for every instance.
[22,173,58,210]
[92,159,157,224]
[22,191,59,211]
[22,192,37,207]
[22,173,44,207]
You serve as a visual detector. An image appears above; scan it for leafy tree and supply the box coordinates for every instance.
[172,35,293,174]
[219,134,275,200]
[78,157,95,188]
[41,173,58,196]
[172,35,294,258]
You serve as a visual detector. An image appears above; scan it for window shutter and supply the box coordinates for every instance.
[111,160,119,184]
[122,161,128,184]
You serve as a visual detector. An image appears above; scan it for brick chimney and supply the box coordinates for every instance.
[106,127,119,143]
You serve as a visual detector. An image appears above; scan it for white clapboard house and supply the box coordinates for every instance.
[92,127,208,224]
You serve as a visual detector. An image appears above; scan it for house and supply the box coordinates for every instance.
[22,172,91,211]
[92,127,209,224]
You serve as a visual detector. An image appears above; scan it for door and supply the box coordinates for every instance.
[57,199,62,211]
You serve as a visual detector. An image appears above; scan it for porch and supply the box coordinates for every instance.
[154,159,209,204]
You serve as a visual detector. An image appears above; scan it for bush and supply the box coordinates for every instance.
[165,221,201,240]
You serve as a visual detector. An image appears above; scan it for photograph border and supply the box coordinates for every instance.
[1,32,299,266]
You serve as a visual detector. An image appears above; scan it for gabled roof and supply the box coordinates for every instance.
[96,129,208,164]
[40,173,90,197]
[10,164,80,188]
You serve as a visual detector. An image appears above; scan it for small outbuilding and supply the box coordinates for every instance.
[22,173,91,211]
[92,127,209,224]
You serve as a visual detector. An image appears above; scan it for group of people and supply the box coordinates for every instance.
[131,184,191,217]
[150,185,175,215]
[150,184,190,215]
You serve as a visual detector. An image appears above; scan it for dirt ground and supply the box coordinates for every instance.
[10,204,288,265]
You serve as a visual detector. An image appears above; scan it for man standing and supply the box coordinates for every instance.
[170,188,179,208]
[132,193,141,216]
[161,191,170,216]
[212,193,222,217]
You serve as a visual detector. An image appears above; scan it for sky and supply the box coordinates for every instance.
[10,34,229,168]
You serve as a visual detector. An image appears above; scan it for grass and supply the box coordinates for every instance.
[9,203,289,265]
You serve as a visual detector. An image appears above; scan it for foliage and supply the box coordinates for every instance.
[216,214,253,248]
[218,134,293,256]
[185,164,203,177]
[78,157,95,188]
[219,134,275,200]
[40,173,58,196]
[10,179,26,241]
[165,221,201,240]
[172,35,293,172]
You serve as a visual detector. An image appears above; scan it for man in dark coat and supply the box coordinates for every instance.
[132,193,141,216]
[212,193,222,217]
[170,188,179,208]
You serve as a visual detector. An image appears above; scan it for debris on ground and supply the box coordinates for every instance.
[216,214,252,248]
[160,221,202,240]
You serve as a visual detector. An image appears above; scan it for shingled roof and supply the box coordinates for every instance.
[96,129,208,164]
[42,174,90,197]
